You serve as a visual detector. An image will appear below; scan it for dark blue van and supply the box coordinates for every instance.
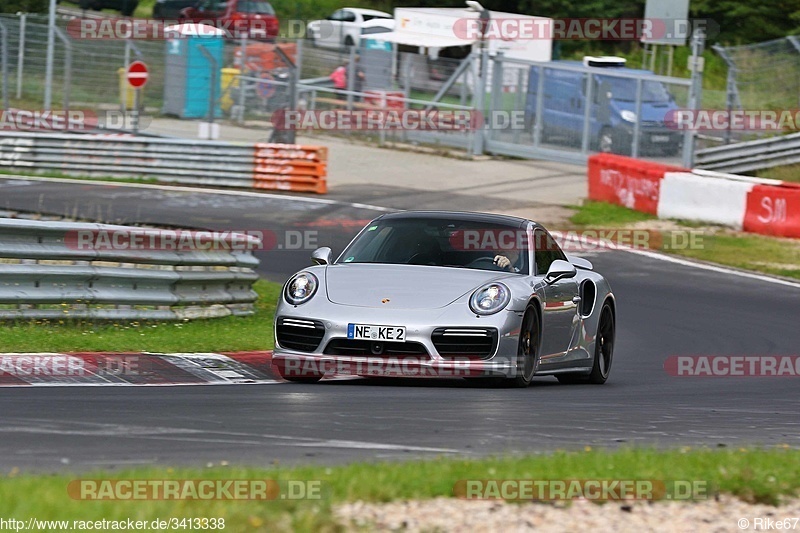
[524,57,682,155]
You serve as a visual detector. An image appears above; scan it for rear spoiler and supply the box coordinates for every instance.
[566,254,593,270]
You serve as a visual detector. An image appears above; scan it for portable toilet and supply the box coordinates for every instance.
[162,24,225,119]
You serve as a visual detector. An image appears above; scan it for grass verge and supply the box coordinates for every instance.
[569,201,800,280]
[0,448,797,531]
[0,280,280,353]
[758,164,800,184]
[0,169,159,186]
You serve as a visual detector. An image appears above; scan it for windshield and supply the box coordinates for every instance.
[338,218,530,274]
[237,0,275,14]
[599,76,672,103]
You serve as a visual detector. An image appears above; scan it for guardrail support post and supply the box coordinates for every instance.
[15,13,25,100]
[581,72,595,154]
[488,52,504,143]
[682,27,705,168]
[0,19,8,112]
[631,77,643,158]
[237,34,247,124]
[54,26,72,113]
[470,49,488,156]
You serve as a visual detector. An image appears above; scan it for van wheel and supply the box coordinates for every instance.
[344,36,355,47]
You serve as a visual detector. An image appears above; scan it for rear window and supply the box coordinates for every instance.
[363,14,392,22]
[237,0,275,14]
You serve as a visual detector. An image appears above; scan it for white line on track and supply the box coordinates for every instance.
[560,232,800,290]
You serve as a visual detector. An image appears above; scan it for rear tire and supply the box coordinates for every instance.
[557,301,614,385]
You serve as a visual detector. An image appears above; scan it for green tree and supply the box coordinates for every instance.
[1,0,48,13]
[690,0,800,43]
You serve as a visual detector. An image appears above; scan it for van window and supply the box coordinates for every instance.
[599,76,671,103]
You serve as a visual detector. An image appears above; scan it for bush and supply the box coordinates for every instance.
[1,0,48,14]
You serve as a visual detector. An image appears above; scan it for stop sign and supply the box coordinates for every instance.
[126,61,149,89]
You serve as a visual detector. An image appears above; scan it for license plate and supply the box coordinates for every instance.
[347,323,406,342]
[651,135,670,143]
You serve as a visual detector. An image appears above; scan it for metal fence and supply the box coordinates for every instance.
[1,13,166,113]
[714,36,800,114]
[0,217,260,320]
[1,10,703,166]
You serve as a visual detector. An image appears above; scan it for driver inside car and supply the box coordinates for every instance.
[493,248,521,273]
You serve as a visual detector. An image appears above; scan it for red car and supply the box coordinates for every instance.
[180,0,279,41]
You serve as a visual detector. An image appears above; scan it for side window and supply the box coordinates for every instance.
[342,10,357,22]
[329,10,344,21]
[534,229,564,276]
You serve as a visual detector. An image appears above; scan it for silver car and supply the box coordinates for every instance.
[273,211,616,387]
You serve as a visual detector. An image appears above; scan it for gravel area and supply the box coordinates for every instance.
[336,496,800,532]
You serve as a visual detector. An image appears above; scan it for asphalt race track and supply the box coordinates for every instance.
[0,177,798,471]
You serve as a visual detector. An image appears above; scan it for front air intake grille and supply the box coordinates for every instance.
[432,327,498,358]
[323,339,429,357]
[276,317,325,352]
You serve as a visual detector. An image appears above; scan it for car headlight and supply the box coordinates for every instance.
[284,272,319,305]
[620,110,637,123]
[469,283,510,316]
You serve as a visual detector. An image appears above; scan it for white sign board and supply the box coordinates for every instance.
[642,0,691,46]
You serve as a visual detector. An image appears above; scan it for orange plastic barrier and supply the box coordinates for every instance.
[587,154,688,215]
[743,183,800,238]
[252,143,328,194]
[234,43,297,72]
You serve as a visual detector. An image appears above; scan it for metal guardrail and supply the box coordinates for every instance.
[0,218,261,321]
[695,132,800,173]
[0,131,328,193]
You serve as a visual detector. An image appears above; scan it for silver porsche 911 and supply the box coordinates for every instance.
[272,211,616,387]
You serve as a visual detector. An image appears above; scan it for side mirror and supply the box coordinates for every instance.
[311,247,333,265]
[545,259,577,283]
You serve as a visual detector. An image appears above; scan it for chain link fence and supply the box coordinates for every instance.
[1,13,166,113]
[714,36,800,112]
[0,11,700,165]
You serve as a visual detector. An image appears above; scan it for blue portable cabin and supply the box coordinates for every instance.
[162,24,225,119]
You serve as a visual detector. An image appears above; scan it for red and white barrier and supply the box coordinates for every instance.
[587,154,687,215]
[743,183,800,239]
[588,154,800,239]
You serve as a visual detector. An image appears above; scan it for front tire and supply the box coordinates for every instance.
[504,307,540,388]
